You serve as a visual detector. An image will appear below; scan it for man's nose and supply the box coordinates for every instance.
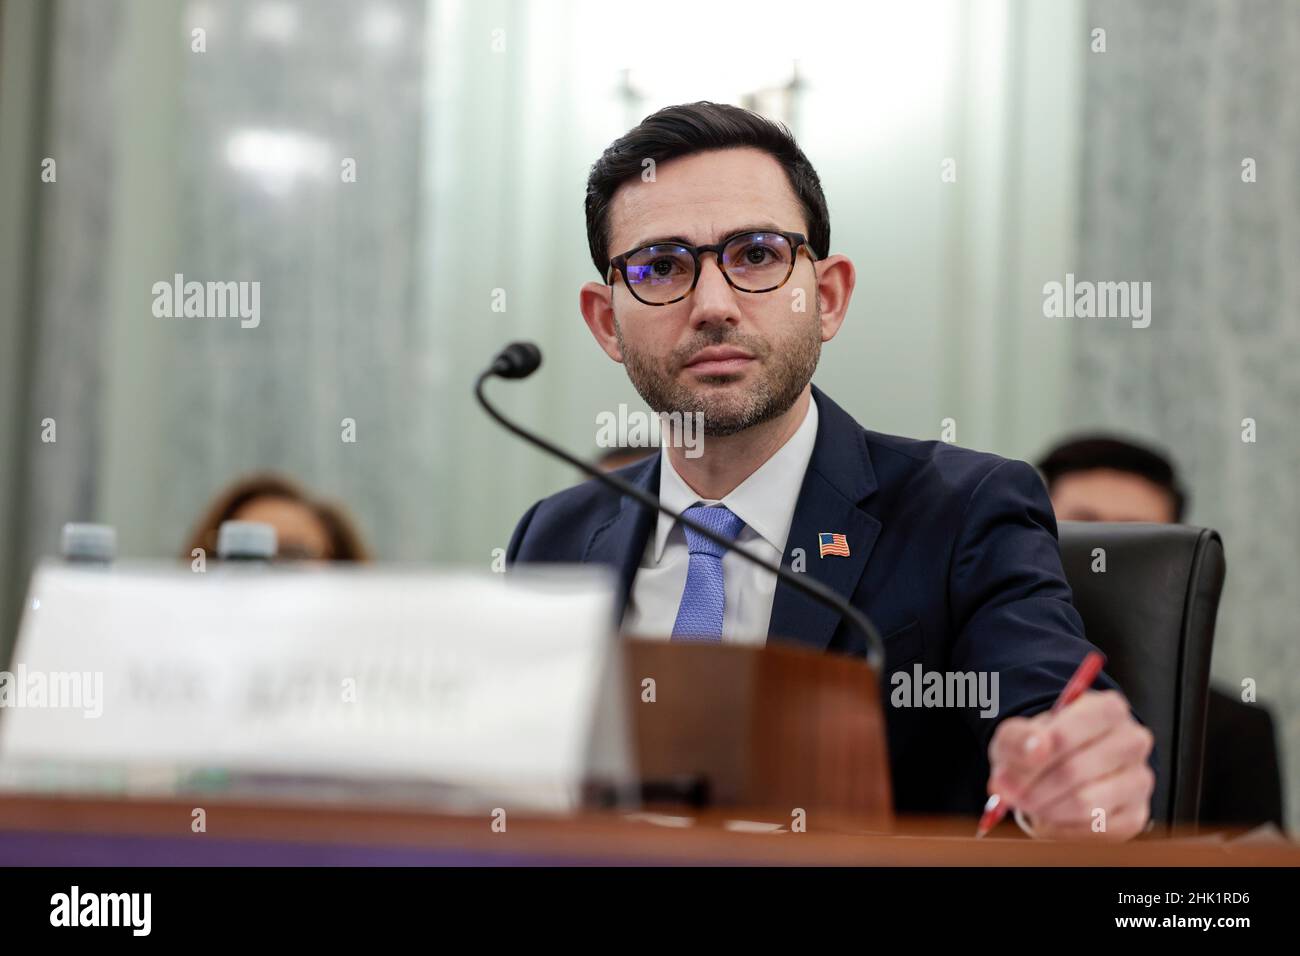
[685,253,741,329]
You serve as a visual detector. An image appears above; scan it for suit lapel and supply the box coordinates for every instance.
[583,453,661,616]
[768,387,881,652]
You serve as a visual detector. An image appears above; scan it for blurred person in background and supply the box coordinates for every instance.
[1037,435,1284,831]
[183,473,371,563]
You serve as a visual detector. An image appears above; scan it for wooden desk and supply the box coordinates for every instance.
[0,792,1296,866]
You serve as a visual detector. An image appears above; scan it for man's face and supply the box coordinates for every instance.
[593,147,834,437]
[1049,469,1178,523]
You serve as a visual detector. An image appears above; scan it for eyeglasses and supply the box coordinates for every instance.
[606,230,814,306]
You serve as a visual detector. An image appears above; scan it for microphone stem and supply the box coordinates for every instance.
[476,372,886,674]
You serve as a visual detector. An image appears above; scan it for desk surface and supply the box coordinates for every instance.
[0,792,1296,866]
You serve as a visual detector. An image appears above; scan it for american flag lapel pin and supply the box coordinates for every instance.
[818,532,850,558]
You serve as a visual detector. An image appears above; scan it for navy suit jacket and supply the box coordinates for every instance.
[507,385,1123,816]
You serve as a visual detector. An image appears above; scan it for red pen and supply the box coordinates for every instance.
[975,650,1107,838]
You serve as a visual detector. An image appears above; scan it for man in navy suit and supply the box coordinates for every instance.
[508,102,1155,839]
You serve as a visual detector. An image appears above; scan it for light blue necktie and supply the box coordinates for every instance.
[671,504,746,642]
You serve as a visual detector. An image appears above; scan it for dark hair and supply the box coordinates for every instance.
[183,471,371,561]
[584,101,830,276]
[1036,435,1187,521]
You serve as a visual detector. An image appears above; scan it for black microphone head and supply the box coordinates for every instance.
[491,341,543,379]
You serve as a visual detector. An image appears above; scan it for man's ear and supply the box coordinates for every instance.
[813,254,856,342]
[579,280,624,362]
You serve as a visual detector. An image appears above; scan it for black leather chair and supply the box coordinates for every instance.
[1056,522,1226,830]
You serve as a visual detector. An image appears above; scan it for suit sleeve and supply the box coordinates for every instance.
[946,458,1129,750]
[506,500,542,566]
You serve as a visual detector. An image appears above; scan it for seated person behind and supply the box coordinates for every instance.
[184,472,370,563]
[1037,434,1284,831]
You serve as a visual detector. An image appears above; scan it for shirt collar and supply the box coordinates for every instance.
[652,394,820,562]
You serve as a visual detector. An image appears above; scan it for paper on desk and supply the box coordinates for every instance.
[0,562,633,813]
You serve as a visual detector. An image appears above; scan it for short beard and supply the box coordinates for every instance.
[614,303,822,438]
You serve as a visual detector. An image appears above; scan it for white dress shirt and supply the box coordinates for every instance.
[620,395,819,644]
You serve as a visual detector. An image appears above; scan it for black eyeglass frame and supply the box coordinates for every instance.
[605,230,816,306]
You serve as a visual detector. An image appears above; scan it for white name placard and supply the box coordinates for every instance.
[0,562,631,811]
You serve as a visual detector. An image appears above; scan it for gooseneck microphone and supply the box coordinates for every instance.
[475,341,886,674]
[489,341,543,379]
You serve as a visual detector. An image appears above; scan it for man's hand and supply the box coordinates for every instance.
[987,689,1155,840]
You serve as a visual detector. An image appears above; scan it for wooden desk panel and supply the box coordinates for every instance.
[1,793,1296,866]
